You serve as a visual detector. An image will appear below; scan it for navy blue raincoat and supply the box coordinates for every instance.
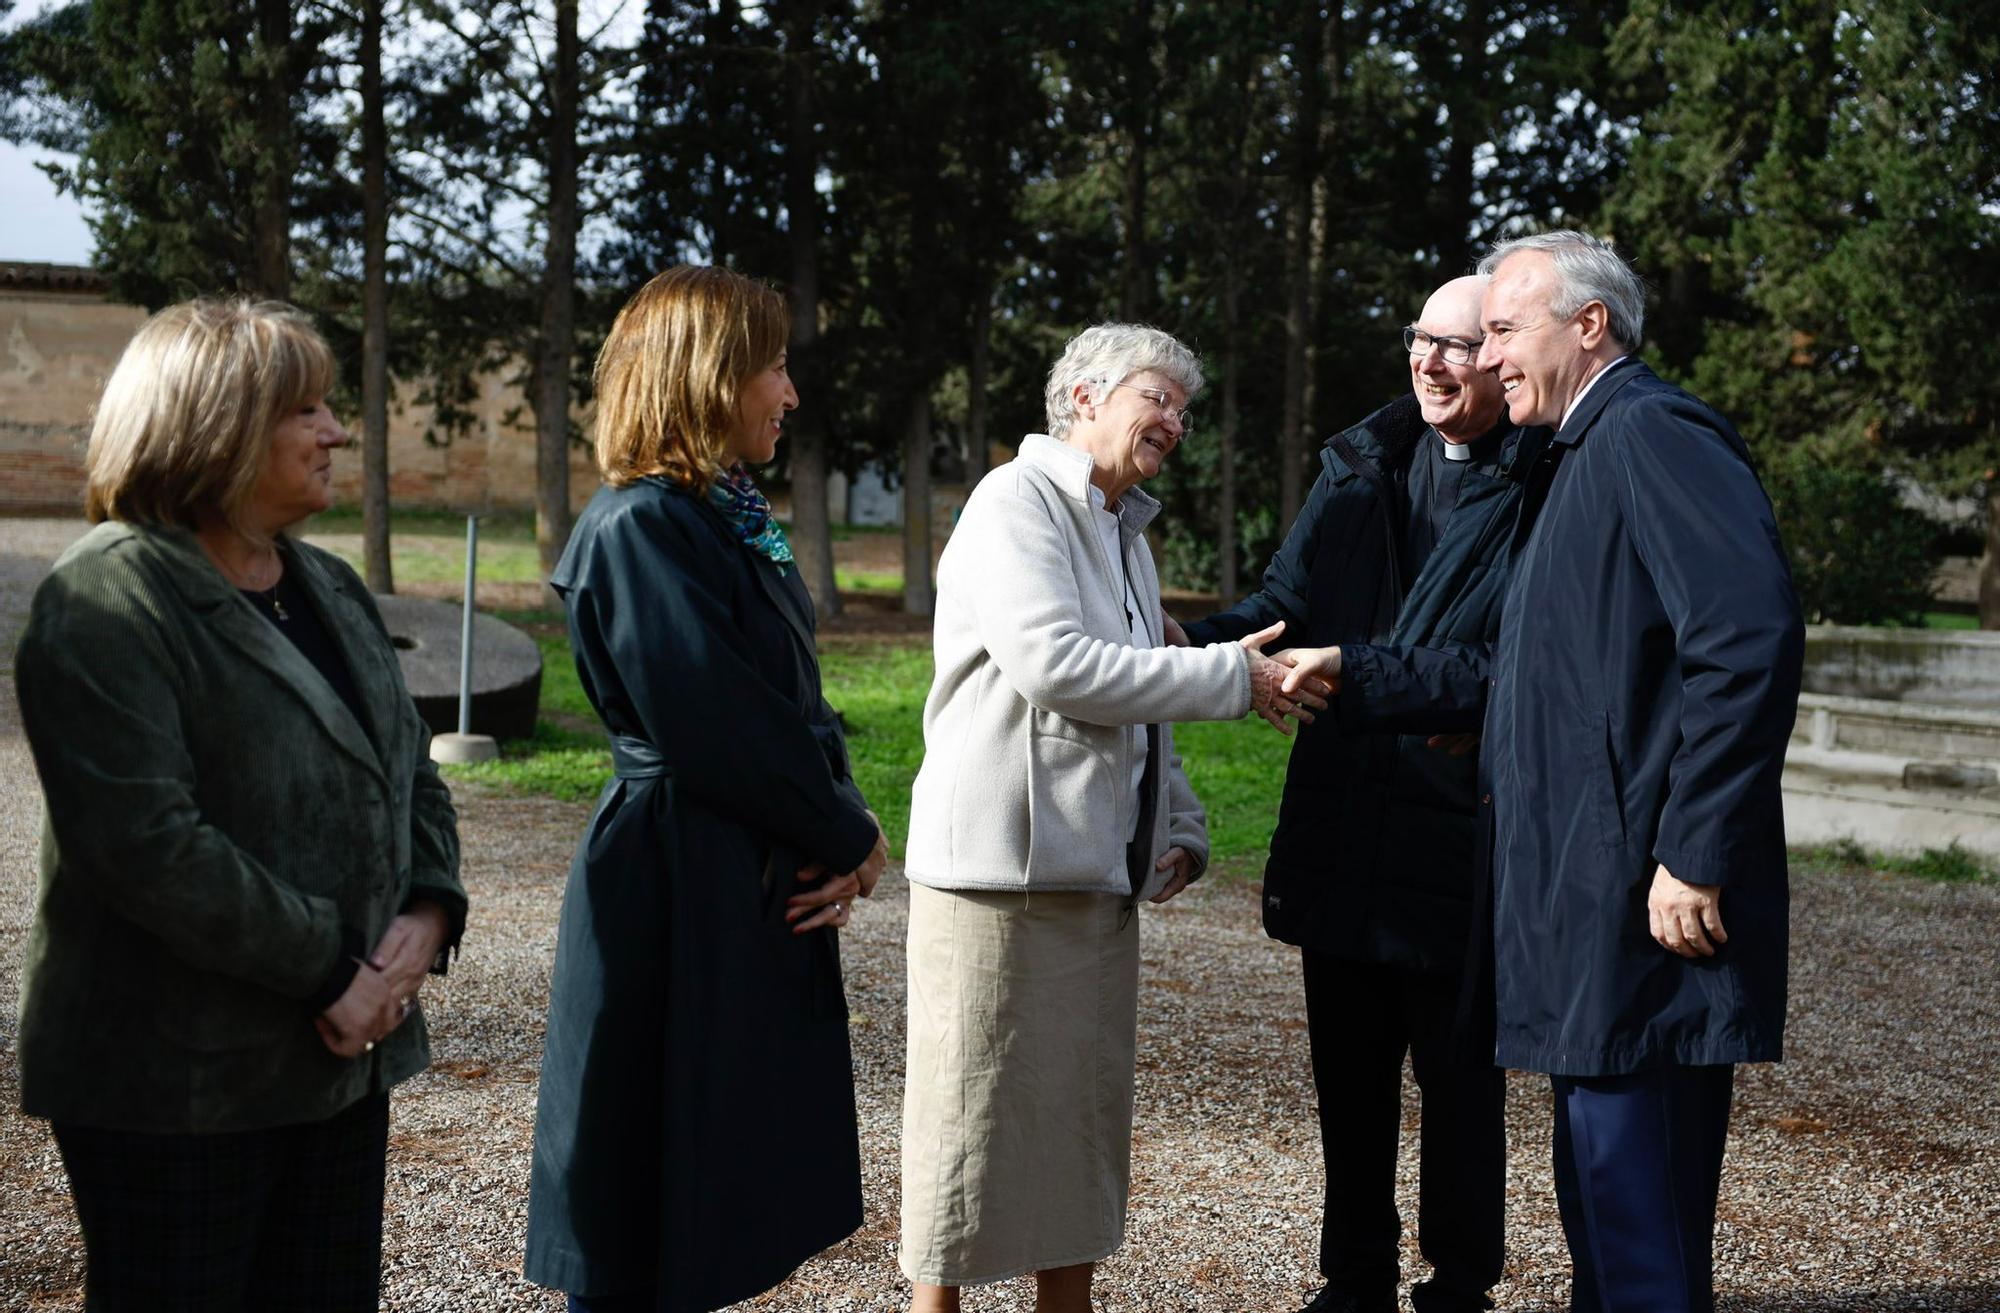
[1482,361,1804,1077]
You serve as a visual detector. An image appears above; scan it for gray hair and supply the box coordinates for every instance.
[1043,322,1205,440]
[1477,230,1646,350]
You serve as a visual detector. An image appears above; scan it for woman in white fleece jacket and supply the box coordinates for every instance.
[898,323,1321,1313]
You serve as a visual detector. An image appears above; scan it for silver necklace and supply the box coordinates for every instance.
[251,581,289,621]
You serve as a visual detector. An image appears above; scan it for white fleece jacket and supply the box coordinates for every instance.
[905,435,1252,900]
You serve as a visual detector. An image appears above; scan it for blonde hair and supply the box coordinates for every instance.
[593,265,790,493]
[84,298,335,532]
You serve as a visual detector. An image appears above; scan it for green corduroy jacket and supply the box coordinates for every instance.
[13,521,465,1133]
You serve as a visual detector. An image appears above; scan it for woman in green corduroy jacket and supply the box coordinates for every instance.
[13,298,466,1313]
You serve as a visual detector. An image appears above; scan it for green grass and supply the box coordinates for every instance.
[435,609,610,802]
[1171,719,1291,877]
[834,569,903,594]
[442,623,1293,871]
[1921,610,1978,630]
[1796,836,1994,884]
[302,509,546,586]
[818,642,934,854]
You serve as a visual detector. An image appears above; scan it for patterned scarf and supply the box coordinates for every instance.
[706,462,795,574]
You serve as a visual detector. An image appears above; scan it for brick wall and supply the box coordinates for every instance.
[0,268,600,516]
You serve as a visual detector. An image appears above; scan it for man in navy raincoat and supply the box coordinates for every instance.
[1178,276,1547,1313]
[1473,230,1804,1311]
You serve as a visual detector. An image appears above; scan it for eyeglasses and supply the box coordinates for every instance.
[1109,382,1193,435]
[1403,326,1484,366]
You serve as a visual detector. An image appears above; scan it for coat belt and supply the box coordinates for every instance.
[609,735,670,780]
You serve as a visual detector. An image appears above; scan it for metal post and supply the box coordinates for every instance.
[458,514,479,736]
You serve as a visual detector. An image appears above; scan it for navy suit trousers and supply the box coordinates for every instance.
[1550,1065,1736,1313]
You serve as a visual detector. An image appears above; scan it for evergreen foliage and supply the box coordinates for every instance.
[4,0,1995,614]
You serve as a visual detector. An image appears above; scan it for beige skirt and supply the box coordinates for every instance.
[898,882,1141,1286]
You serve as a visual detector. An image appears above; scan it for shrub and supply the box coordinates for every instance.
[1763,452,1939,626]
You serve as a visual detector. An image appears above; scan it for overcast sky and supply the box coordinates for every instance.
[1,142,95,265]
[2,0,95,266]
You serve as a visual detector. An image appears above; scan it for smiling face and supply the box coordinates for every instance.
[1065,368,1187,505]
[728,352,798,466]
[1409,275,1506,444]
[248,397,347,532]
[1476,251,1605,429]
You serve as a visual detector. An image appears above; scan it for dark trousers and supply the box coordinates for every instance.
[52,1091,390,1313]
[1550,1066,1735,1313]
[567,1295,653,1312]
[1302,952,1506,1313]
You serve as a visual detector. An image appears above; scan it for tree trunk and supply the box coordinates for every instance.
[1219,256,1241,607]
[254,0,293,298]
[1279,3,1323,528]
[1117,0,1154,321]
[706,0,741,266]
[902,391,934,617]
[359,0,392,594]
[782,0,838,615]
[966,269,994,485]
[1981,479,2000,629]
[534,0,580,584]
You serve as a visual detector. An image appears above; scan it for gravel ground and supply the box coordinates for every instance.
[2,516,1997,1312]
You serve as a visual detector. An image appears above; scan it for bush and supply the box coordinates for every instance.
[1763,453,1940,626]
[1886,843,1991,884]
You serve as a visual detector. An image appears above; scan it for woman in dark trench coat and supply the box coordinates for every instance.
[524,265,889,1313]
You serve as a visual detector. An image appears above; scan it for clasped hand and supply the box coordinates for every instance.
[317,901,450,1059]
[786,810,891,935]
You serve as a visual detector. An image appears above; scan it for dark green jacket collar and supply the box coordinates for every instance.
[114,524,396,788]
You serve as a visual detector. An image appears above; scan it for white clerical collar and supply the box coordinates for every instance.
[1561,355,1630,429]
[1440,437,1476,462]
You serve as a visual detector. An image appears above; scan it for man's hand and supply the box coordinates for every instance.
[1276,644,1342,698]
[1148,846,1196,904]
[1241,621,1330,734]
[1426,732,1480,757]
[1647,864,1727,958]
[1162,612,1190,647]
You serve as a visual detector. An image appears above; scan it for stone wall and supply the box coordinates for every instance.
[0,262,599,516]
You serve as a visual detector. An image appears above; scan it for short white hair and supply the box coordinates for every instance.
[1478,230,1647,350]
[1043,322,1205,440]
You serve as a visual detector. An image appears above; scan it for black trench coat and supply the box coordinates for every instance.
[524,478,879,1310]
[1184,395,1544,973]
[1482,361,1804,1077]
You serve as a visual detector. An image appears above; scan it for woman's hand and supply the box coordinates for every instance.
[787,865,863,935]
[316,964,402,1059]
[369,902,450,1018]
[853,811,890,899]
[1241,621,1331,735]
[1147,846,1197,904]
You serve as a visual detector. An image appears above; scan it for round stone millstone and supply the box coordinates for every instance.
[371,595,543,743]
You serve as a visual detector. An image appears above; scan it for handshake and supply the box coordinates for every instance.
[1161,614,1342,736]
[1163,613,1477,755]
